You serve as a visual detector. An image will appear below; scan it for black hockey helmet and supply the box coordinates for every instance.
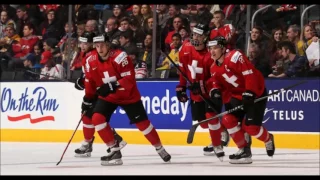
[190,23,210,47]
[207,36,227,48]
[93,33,110,43]
[79,31,96,43]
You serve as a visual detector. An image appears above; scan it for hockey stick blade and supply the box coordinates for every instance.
[56,112,86,166]
[187,80,307,144]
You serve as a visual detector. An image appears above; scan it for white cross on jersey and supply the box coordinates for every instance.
[102,71,117,83]
[188,60,203,79]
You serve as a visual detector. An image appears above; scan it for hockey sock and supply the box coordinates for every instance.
[82,115,95,142]
[135,120,162,147]
[222,114,247,148]
[92,113,115,146]
[244,125,270,142]
[206,112,221,147]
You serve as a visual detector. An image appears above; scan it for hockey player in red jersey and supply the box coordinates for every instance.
[73,31,127,157]
[207,36,275,164]
[81,33,171,165]
[176,23,228,159]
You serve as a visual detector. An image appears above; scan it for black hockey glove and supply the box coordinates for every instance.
[187,81,206,95]
[96,82,119,97]
[75,77,85,90]
[209,89,223,113]
[81,96,94,114]
[176,85,189,103]
[242,90,256,121]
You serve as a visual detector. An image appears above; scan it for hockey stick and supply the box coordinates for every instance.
[186,80,307,144]
[25,70,74,83]
[56,111,86,166]
[160,51,218,113]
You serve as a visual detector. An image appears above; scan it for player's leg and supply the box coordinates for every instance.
[223,100,252,164]
[107,128,127,153]
[91,99,123,166]
[74,98,97,157]
[204,100,225,159]
[242,89,275,157]
[121,100,171,162]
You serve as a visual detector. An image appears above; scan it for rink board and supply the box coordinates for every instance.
[0,79,319,149]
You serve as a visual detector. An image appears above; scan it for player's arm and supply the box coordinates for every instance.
[176,48,189,102]
[82,58,98,113]
[207,73,224,113]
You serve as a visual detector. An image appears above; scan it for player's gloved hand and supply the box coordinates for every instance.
[96,81,119,97]
[81,96,94,114]
[176,85,189,103]
[209,89,223,113]
[75,77,85,90]
[188,81,206,95]
[242,90,256,122]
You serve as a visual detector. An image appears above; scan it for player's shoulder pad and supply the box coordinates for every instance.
[229,50,244,64]
[113,50,128,64]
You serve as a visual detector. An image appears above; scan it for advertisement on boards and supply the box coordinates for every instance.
[262,79,320,132]
[0,82,83,130]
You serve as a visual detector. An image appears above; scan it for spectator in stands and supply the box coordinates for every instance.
[0,5,18,21]
[112,5,128,21]
[85,19,99,35]
[22,53,39,80]
[105,17,121,47]
[249,26,268,56]
[194,4,213,25]
[119,30,136,52]
[64,38,81,71]
[228,4,248,52]
[179,26,190,43]
[248,42,272,77]
[76,21,85,37]
[0,10,16,38]
[39,9,63,41]
[129,16,145,51]
[157,5,170,30]
[165,16,184,52]
[268,27,286,66]
[130,5,143,26]
[40,57,65,80]
[286,24,304,56]
[15,5,40,37]
[119,17,131,33]
[209,10,236,50]
[57,22,77,51]
[301,24,319,55]
[32,41,43,66]
[140,4,153,29]
[268,41,309,78]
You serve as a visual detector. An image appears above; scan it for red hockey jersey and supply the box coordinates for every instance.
[208,50,265,101]
[178,43,214,102]
[84,49,141,105]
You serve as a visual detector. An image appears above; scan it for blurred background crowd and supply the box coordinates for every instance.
[0,4,319,81]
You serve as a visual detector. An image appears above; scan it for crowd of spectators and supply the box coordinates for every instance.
[0,4,319,81]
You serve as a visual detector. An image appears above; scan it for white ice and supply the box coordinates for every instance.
[1,142,319,175]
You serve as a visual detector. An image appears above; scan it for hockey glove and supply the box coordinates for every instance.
[242,90,256,122]
[96,82,119,97]
[209,89,223,113]
[188,81,206,95]
[81,96,94,114]
[176,85,189,103]
[75,77,85,90]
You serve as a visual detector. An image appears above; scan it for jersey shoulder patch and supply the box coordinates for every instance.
[114,51,128,64]
[230,50,244,64]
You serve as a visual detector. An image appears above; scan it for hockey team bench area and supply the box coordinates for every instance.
[0,78,319,149]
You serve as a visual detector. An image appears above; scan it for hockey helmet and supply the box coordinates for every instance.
[190,23,210,47]
[79,31,96,43]
[207,36,227,48]
[93,33,110,44]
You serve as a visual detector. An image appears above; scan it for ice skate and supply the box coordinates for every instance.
[213,145,225,162]
[101,141,123,166]
[74,136,95,157]
[106,128,127,153]
[156,146,171,162]
[265,133,275,157]
[229,147,252,164]
[203,143,215,156]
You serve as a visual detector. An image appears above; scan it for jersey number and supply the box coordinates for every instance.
[222,73,239,87]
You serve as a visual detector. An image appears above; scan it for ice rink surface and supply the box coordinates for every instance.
[1,142,319,175]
